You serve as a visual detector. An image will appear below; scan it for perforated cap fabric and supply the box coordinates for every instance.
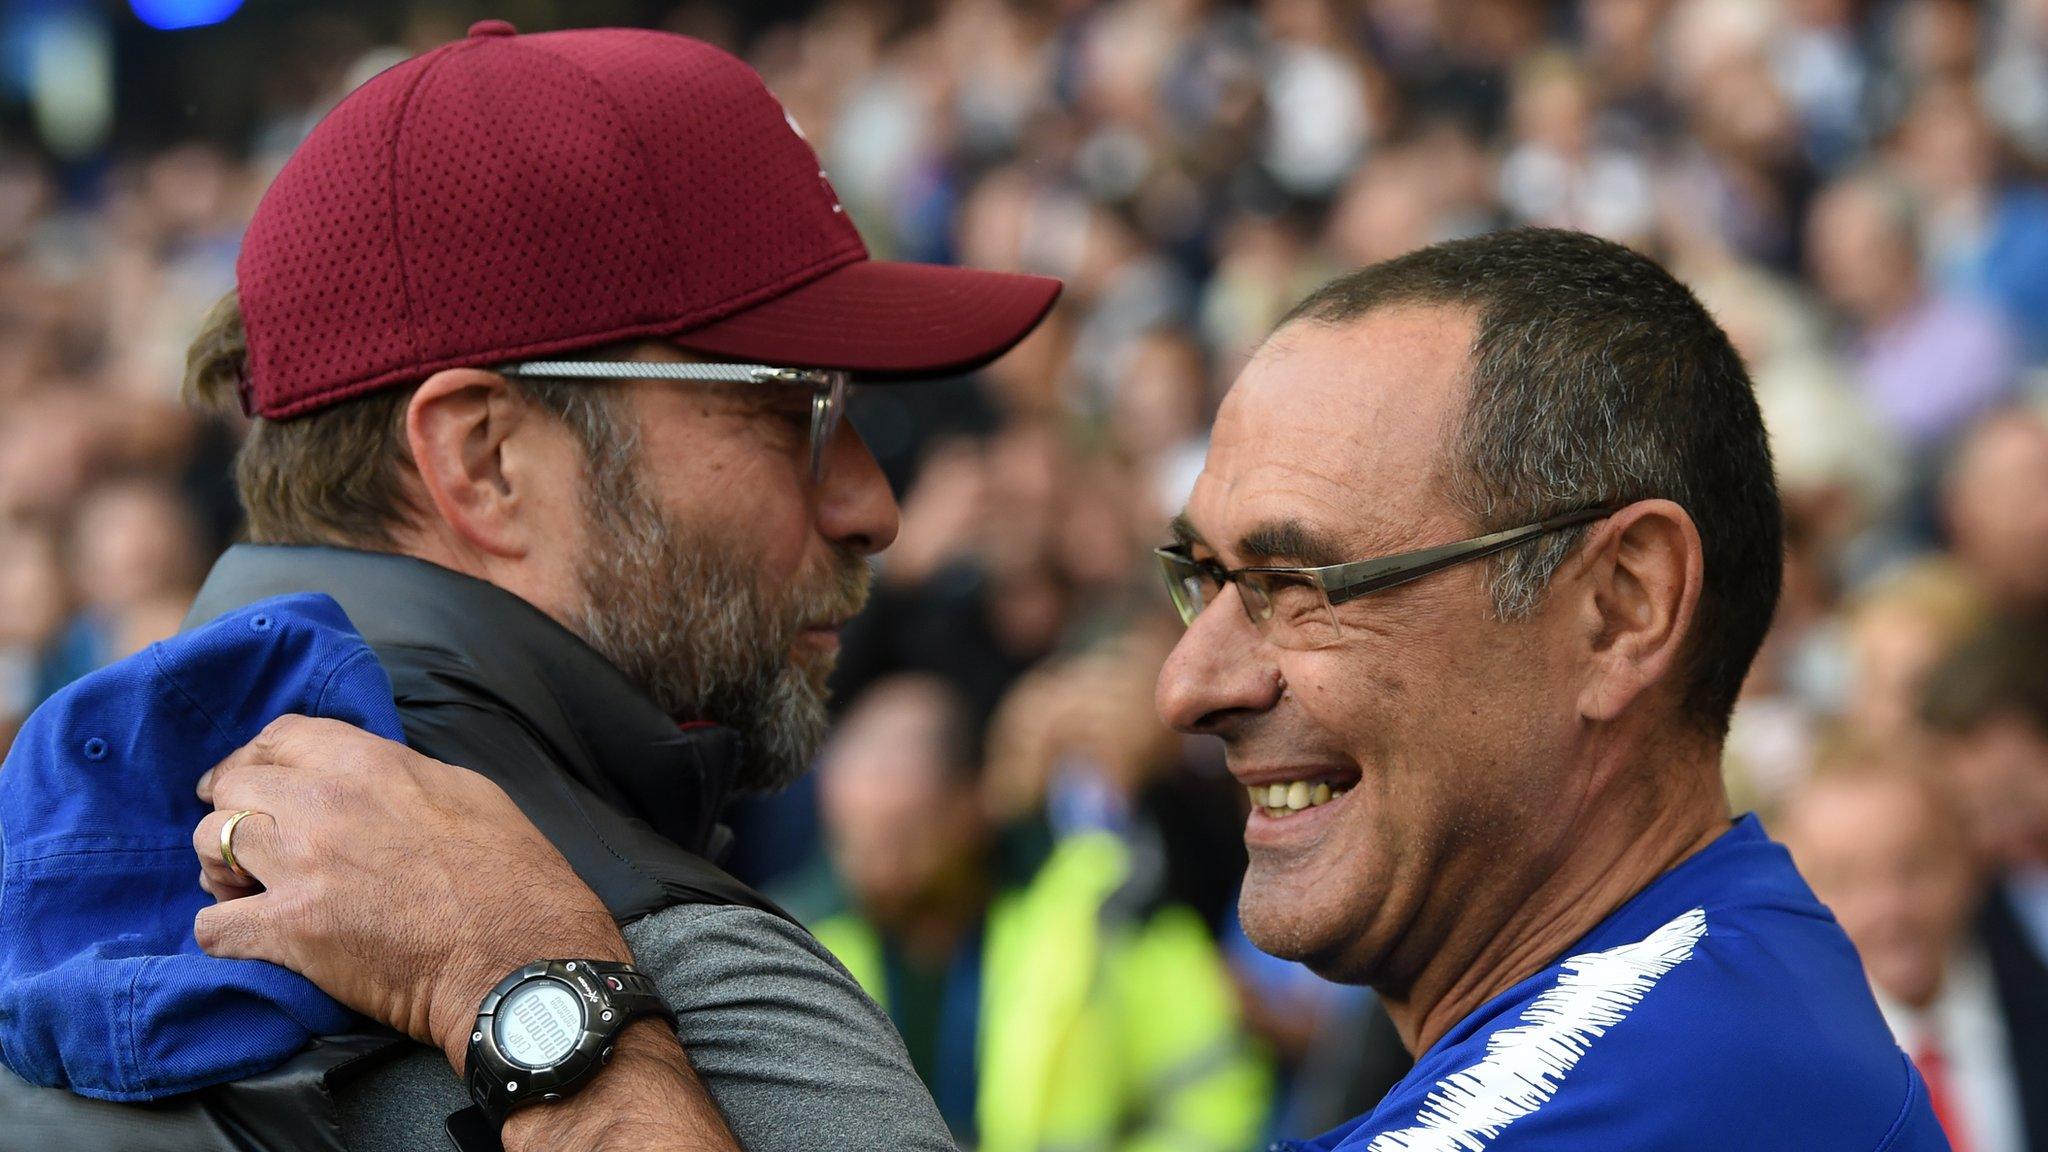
[237,21,1061,419]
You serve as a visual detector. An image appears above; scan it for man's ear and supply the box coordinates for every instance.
[404,369,543,561]
[1572,499,1706,724]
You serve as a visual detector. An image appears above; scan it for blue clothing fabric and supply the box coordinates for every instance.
[1933,187,2048,364]
[34,613,115,706]
[0,594,401,1102]
[1281,816,1951,1152]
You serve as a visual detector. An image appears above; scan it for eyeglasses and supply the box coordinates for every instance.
[498,360,850,484]
[1155,507,1613,650]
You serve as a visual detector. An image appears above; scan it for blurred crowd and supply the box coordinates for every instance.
[4,0,2048,1147]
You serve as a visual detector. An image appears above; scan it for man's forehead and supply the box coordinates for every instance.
[624,339,704,364]
[1185,305,1474,552]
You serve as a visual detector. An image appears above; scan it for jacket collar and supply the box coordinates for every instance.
[184,544,741,856]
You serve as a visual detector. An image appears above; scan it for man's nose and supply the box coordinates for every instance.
[817,418,900,556]
[1155,585,1283,735]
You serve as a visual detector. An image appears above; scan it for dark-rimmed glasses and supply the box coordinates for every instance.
[1155,507,1613,650]
[498,360,849,483]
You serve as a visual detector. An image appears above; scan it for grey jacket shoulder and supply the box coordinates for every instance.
[336,903,955,1152]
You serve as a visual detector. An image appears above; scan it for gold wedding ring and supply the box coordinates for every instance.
[220,809,259,881]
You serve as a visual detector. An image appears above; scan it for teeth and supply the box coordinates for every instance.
[1247,778,1350,815]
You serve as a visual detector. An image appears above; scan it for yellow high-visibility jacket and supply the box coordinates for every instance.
[812,831,1272,1152]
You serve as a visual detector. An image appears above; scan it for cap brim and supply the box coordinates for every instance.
[667,259,1062,380]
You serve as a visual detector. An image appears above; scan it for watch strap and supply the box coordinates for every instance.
[445,1105,506,1152]
[582,960,669,1019]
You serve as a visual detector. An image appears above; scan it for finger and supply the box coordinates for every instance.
[198,735,269,808]
[194,895,284,964]
[208,715,390,813]
[197,866,263,902]
[206,765,303,818]
[250,713,359,768]
[201,713,329,807]
[194,807,279,889]
[205,746,325,816]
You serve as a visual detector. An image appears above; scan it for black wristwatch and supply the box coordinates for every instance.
[462,959,675,1127]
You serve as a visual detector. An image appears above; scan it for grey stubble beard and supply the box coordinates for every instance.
[569,429,868,794]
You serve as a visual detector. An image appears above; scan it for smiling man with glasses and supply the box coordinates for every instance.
[1148,229,1948,1150]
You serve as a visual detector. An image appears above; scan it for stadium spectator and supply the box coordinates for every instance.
[1893,79,2048,363]
[0,525,66,744]
[1923,627,2048,933]
[1942,410,2048,630]
[1840,556,1992,754]
[797,672,1270,1151]
[1780,756,2040,1152]
[1498,50,1654,243]
[38,477,207,692]
[1806,170,2020,454]
[1921,625,2048,1145]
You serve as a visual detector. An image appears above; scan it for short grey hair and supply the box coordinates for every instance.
[1448,314,1685,619]
[1278,228,1783,735]
[513,375,637,479]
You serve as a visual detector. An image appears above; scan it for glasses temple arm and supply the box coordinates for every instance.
[1320,508,1611,607]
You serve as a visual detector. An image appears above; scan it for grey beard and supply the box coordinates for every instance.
[570,446,863,794]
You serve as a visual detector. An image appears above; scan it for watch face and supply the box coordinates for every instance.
[494,978,585,1069]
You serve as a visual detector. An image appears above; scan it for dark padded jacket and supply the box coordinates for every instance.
[0,545,784,1151]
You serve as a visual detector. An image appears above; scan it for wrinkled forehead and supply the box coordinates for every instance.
[1183,306,1474,562]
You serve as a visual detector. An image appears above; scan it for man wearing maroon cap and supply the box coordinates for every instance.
[0,20,1053,1152]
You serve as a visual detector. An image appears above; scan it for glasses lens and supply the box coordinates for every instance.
[1241,570,1340,650]
[809,372,847,483]
[1154,548,1215,627]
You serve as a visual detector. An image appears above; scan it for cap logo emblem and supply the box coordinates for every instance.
[781,109,846,215]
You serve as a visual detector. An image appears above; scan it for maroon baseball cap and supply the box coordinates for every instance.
[235,20,1062,420]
